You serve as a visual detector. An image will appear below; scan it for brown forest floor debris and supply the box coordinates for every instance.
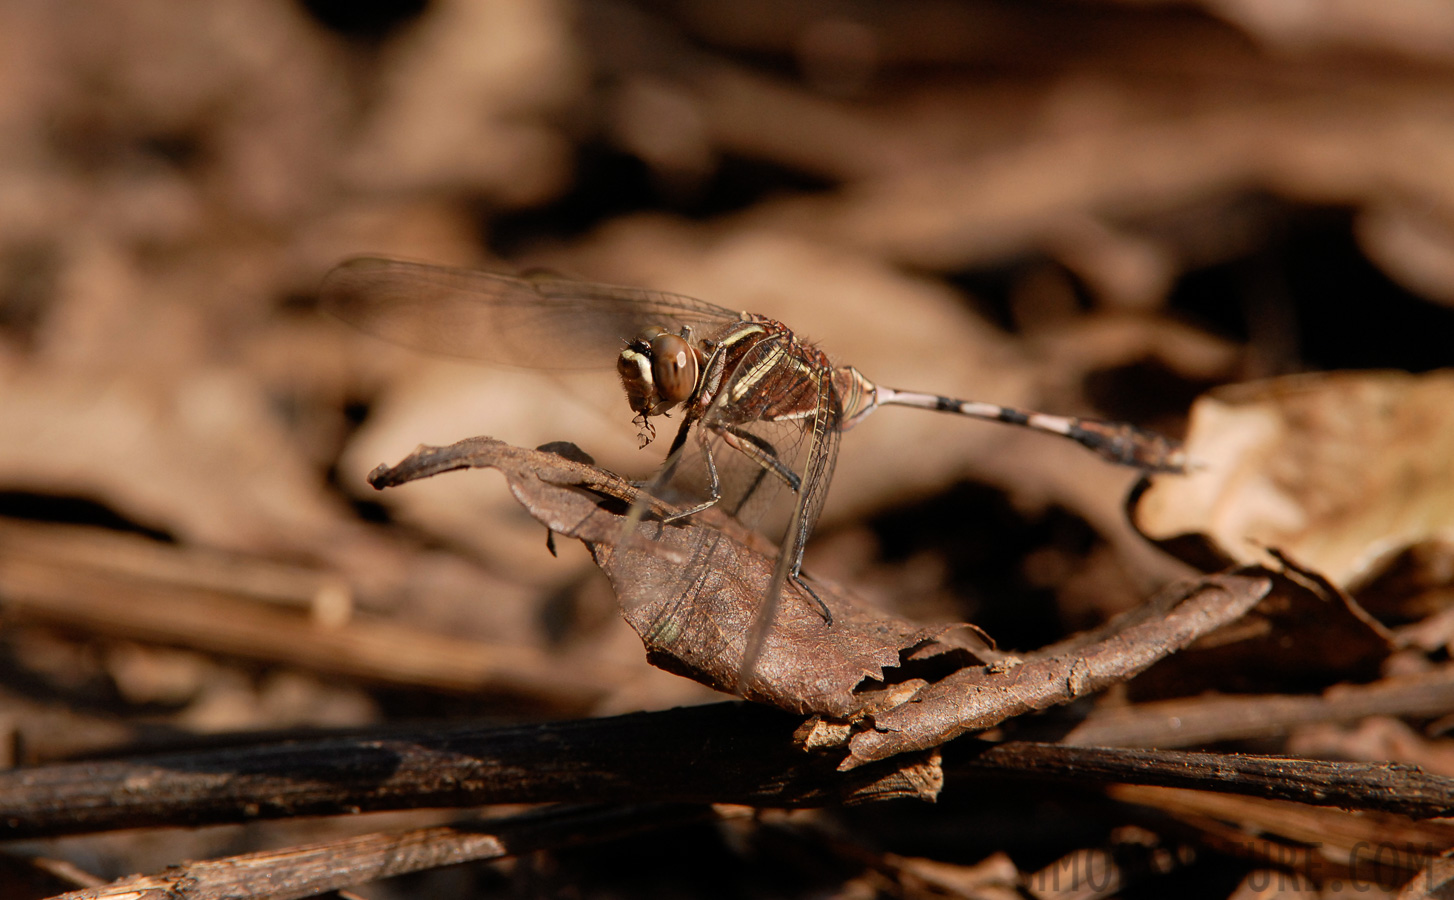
[3,1,1454,897]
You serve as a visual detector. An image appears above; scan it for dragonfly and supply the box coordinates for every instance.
[320,257,1184,681]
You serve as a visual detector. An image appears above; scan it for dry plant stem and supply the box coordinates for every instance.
[0,519,347,617]
[0,556,617,709]
[367,437,662,516]
[948,741,1454,819]
[1108,786,1454,892]
[0,703,938,840]
[845,572,1273,765]
[370,437,1253,720]
[1110,786,1454,868]
[28,857,106,890]
[52,803,710,900]
[9,704,1454,841]
[1060,663,1454,748]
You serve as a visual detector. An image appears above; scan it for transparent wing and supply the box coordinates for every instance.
[744,361,841,684]
[319,257,742,370]
[781,365,842,579]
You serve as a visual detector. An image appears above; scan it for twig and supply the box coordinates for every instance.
[0,555,620,709]
[0,703,937,839]
[9,701,1454,842]
[1057,663,1454,748]
[52,803,713,900]
[948,741,1454,819]
[844,572,1273,765]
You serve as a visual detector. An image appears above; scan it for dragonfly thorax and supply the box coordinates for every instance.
[617,326,705,442]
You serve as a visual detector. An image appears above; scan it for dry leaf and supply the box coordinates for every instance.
[1128,553,1395,699]
[367,436,992,718]
[368,437,1278,742]
[1132,370,1454,589]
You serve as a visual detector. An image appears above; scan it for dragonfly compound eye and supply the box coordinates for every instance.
[649,331,698,408]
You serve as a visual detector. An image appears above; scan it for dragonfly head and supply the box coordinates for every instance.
[617,326,702,428]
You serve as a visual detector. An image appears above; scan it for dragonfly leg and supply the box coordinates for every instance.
[663,421,831,625]
[663,422,804,523]
[660,425,725,523]
[717,425,802,493]
[716,426,831,624]
[790,571,832,624]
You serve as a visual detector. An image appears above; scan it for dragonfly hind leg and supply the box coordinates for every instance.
[718,427,831,623]
[790,571,832,625]
[659,423,831,624]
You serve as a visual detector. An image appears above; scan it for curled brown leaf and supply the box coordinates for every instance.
[367,436,990,718]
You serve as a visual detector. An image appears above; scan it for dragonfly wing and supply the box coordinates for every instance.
[319,256,740,370]
[785,366,842,577]
[743,361,841,684]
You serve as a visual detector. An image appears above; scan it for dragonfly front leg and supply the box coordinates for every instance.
[660,424,729,524]
[662,422,800,523]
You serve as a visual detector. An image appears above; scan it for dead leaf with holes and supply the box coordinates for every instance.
[367,436,994,717]
[367,437,1274,754]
